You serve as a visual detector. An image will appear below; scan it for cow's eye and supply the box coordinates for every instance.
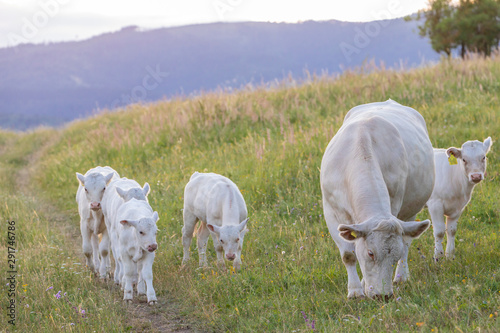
[220,239,224,244]
[85,188,88,193]
[462,159,467,163]
[139,231,144,235]
[236,238,240,243]
[103,187,106,191]
[482,156,486,161]
[368,250,374,259]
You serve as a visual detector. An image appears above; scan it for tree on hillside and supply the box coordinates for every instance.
[409,0,500,57]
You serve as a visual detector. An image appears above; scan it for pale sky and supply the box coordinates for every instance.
[0,0,428,48]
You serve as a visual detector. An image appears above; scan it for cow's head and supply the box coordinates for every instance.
[338,218,429,299]
[447,137,492,184]
[207,218,248,269]
[116,182,150,202]
[76,172,114,211]
[120,211,159,253]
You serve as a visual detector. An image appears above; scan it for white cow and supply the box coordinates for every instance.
[102,178,158,305]
[427,137,492,260]
[320,100,434,299]
[75,166,119,279]
[101,178,150,285]
[182,172,248,270]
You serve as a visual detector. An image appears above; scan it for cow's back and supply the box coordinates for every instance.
[322,100,434,221]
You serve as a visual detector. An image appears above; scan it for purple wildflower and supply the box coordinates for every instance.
[311,320,315,330]
[275,245,278,249]
[46,286,53,291]
[54,291,62,299]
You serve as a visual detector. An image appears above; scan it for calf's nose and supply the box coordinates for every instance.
[147,244,157,252]
[471,173,482,183]
[226,253,236,261]
[90,202,101,210]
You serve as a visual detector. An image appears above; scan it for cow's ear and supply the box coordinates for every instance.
[402,220,430,238]
[207,224,221,235]
[120,219,138,227]
[483,137,492,154]
[142,182,151,197]
[338,224,368,242]
[76,173,85,186]
[116,187,127,199]
[446,147,462,159]
[104,173,114,185]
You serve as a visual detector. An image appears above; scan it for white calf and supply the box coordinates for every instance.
[75,166,119,278]
[101,178,150,285]
[182,172,248,270]
[427,137,492,260]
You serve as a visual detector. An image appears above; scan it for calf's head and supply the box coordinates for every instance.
[447,137,492,184]
[116,182,150,202]
[338,218,430,299]
[76,172,114,210]
[120,211,159,253]
[208,219,248,263]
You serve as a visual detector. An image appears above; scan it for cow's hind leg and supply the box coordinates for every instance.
[182,210,198,266]
[98,228,111,280]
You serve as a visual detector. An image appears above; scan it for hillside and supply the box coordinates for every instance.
[0,56,498,332]
[0,18,438,130]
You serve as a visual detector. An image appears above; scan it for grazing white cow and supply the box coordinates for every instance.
[75,166,119,279]
[427,137,492,260]
[102,178,158,305]
[320,100,434,299]
[101,178,150,285]
[182,172,248,270]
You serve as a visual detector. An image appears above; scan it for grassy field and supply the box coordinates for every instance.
[1,54,500,332]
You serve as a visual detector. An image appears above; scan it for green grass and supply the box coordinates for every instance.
[2,54,500,331]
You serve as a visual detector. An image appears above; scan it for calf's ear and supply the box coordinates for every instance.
[105,173,114,185]
[483,137,492,154]
[402,219,430,238]
[446,147,462,159]
[207,224,221,235]
[152,211,159,223]
[142,182,151,197]
[120,219,138,228]
[76,173,85,186]
[116,187,127,199]
[238,218,249,232]
[338,224,368,241]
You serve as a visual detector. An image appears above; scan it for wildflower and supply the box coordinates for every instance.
[300,246,304,251]
[416,322,424,327]
[70,323,75,326]
[311,320,315,330]
[54,291,62,299]
[490,314,494,318]
[281,251,285,255]
[396,297,401,301]
[275,245,278,249]
[46,286,53,291]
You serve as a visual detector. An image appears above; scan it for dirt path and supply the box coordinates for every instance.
[15,134,194,333]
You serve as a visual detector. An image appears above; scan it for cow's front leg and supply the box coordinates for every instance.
[342,250,364,298]
[81,222,94,272]
[212,236,226,270]
[394,237,412,283]
[141,253,157,305]
[197,222,210,268]
[445,215,460,259]
[428,204,446,261]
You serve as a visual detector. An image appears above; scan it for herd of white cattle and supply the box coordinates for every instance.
[75,100,492,303]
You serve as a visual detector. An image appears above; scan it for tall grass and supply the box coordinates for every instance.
[2,54,500,331]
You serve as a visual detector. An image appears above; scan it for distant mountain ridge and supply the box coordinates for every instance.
[0,19,438,130]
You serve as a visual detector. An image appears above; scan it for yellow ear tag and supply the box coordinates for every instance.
[350,231,357,238]
[448,155,457,165]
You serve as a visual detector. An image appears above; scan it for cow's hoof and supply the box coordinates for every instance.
[124,299,133,305]
[148,300,157,306]
[347,289,365,299]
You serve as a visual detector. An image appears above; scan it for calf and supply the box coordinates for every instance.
[182,172,249,270]
[75,166,119,279]
[101,178,150,285]
[427,137,492,260]
[320,100,433,299]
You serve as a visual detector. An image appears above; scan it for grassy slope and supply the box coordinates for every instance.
[2,55,500,332]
